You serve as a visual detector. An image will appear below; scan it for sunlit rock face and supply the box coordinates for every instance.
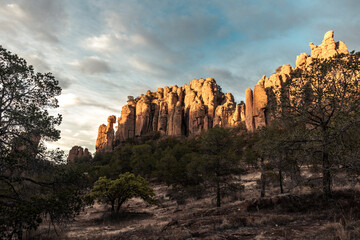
[243,30,350,132]
[67,146,91,163]
[96,115,116,152]
[95,78,244,152]
[94,31,350,152]
[309,30,349,59]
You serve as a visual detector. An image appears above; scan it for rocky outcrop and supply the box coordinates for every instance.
[94,30,350,152]
[245,88,254,132]
[214,93,237,128]
[67,146,91,163]
[96,78,244,152]
[244,30,349,132]
[309,30,349,59]
[116,101,136,143]
[96,115,116,152]
[253,79,267,129]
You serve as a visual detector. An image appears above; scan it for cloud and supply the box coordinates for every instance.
[71,56,111,74]
[0,0,68,43]
[56,75,73,90]
[58,92,119,113]
[3,0,358,154]
[203,66,237,81]
[128,56,174,78]
[83,33,129,52]
[25,53,51,73]
[76,101,119,113]
[57,93,80,108]
[156,14,223,46]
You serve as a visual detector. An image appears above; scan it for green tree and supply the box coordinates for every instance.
[130,144,155,177]
[0,46,84,239]
[195,127,244,207]
[251,123,302,197]
[88,172,157,214]
[155,143,192,186]
[270,52,360,197]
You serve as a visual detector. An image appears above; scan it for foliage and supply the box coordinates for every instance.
[130,144,155,177]
[155,143,192,186]
[73,126,246,206]
[193,127,244,207]
[88,172,157,214]
[0,46,61,158]
[0,46,85,239]
[268,52,360,197]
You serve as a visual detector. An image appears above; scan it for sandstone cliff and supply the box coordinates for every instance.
[95,30,349,152]
[96,78,245,152]
[244,30,349,131]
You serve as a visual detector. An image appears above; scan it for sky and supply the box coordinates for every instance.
[0,0,359,154]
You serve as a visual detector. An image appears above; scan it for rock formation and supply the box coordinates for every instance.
[96,78,244,152]
[96,115,116,152]
[309,30,349,59]
[244,30,349,132]
[94,30,349,152]
[115,101,136,143]
[245,88,254,132]
[67,146,91,163]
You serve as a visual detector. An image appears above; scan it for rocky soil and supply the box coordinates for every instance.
[29,171,360,240]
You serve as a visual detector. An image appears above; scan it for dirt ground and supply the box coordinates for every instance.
[29,171,360,240]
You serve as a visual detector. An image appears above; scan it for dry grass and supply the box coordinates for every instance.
[32,170,360,239]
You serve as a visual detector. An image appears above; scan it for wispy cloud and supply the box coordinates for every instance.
[1,0,360,153]
[71,56,112,74]
[0,0,68,43]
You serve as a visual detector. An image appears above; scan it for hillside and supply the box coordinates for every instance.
[34,171,360,239]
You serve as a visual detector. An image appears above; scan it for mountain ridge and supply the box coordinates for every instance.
[67,30,350,160]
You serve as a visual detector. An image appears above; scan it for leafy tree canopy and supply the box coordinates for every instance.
[0,46,84,239]
[88,172,157,214]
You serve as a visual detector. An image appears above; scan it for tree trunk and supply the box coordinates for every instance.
[260,158,266,198]
[116,198,126,214]
[322,151,332,198]
[279,169,284,194]
[216,180,221,207]
[111,200,115,213]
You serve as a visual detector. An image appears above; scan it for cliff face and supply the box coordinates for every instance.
[244,30,349,132]
[95,30,350,153]
[96,78,245,152]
